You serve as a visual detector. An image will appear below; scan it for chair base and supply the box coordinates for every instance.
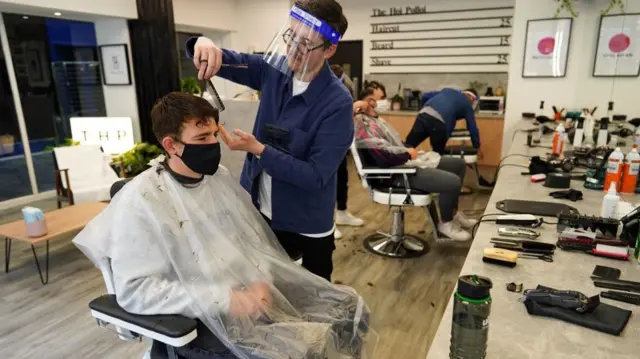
[364,233,429,258]
[363,207,430,258]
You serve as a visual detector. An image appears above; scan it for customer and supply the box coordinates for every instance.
[405,88,480,155]
[73,92,373,359]
[330,64,364,239]
[355,87,476,241]
[186,0,351,282]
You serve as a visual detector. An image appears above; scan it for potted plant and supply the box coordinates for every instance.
[112,142,163,178]
[554,0,625,17]
[180,76,202,95]
[390,94,404,111]
[0,134,15,156]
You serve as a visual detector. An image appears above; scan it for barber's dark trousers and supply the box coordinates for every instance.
[405,113,448,154]
[336,156,349,211]
[262,215,335,282]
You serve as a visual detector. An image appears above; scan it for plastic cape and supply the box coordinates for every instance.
[73,161,377,359]
[354,113,413,156]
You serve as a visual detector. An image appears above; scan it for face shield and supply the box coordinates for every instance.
[264,5,341,79]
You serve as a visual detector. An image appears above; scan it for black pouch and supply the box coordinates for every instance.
[523,285,632,336]
[262,124,291,154]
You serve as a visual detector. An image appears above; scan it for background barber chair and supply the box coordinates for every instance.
[87,178,199,359]
[443,129,481,195]
[350,143,439,258]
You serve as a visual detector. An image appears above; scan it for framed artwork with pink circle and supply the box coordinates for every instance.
[593,14,640,77]
[522,18,573,78]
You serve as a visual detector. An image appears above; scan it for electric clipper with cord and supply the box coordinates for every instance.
[523,288,600,313]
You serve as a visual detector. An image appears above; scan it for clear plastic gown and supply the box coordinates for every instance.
[73,160,377,359]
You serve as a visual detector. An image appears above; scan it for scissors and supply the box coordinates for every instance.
[518,253,554,262]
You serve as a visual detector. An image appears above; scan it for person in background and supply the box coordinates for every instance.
[330,64,355,97]
[363,80,386,100]
[187,0,352,282]
[354,87,476,242]
[330,64,364,239]
[405,88,480,155]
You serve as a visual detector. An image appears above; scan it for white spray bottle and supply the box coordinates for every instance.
[583,107,596,146]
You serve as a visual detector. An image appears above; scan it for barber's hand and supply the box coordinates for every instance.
[407,148,418,160]
[219,126,265,155]
[193,37,222,80]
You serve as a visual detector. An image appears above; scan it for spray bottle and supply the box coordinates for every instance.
[607,101,614,120]
[552,123,565,155]
[583,108,596,146]
[604,147,624,192]
[601,182,620,218]
[597,117,610,148]
[573,117,585,147]
[621,145,640,194]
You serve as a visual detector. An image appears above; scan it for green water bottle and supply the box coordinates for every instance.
[450,275,492,359]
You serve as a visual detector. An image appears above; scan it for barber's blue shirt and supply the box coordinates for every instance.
[425,88,480,148]
[186,39,354,234]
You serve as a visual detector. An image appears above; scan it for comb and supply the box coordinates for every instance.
[206,79,226,112]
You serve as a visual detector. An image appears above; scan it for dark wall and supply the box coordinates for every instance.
[129,0,181,145]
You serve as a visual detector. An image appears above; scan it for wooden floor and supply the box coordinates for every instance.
[0,162,491,359]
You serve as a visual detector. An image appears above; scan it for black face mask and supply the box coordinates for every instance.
[175,141,221,176]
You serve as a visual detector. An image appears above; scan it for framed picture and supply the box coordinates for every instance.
[99,44,132,85]
[593,14,640,77]
[522,18,573,78]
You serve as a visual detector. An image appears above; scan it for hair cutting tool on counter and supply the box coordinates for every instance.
[491,237,556,255]
[523,288,600,313]
[593,278,640,294]
[495,214,543,227]
[600,291,640,306]
[518,253,554,262]
[498,227,540,239]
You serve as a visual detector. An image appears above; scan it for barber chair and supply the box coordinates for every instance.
[87,179,199,359]
[53,145,120,208]
[443,129,481,194]
[350,143,439,258]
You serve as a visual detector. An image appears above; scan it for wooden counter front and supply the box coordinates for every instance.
[381,112,504,167]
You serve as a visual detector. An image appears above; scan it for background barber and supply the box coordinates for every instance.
[186,0,351,282]
[405,88,480,155]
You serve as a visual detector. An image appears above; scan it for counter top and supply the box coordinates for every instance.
[379,110,504,119]
[425,124,640,359]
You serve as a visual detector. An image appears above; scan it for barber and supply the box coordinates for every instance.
[405,88,481,155]
[186,0,351,282]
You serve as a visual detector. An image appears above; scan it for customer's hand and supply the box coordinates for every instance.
[407,148,418,160]
[193,37,222,80]
[353,100,369,114]
[228,283,272,318]
[219,126,265,155]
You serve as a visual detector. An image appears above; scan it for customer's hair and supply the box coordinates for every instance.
[358,87,376,101]
[463,88,479,99]
[151,92,219,142]
[364,80,387,98]
[330,64,344,78]
[295,0,348,45]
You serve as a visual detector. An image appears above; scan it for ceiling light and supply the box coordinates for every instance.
[54,12,62,16]
[22,16,28,19]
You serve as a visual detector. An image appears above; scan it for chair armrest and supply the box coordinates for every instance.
[361,166,417,175]
[89,294,198,347]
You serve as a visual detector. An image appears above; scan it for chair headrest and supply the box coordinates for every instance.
[110,178,133,198]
